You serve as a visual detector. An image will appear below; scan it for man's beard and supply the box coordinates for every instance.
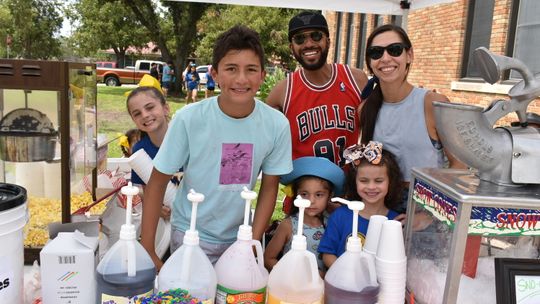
[293,47,329,71]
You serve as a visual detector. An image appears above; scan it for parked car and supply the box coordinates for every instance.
[96,60,165,86]
[196,65,211,85]
[96,61,117,68]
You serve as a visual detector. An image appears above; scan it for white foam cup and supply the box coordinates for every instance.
[376,220,406,262]
[364,215,387,255]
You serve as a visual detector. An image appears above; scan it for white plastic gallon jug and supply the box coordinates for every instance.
[158,189,217,302]
[0,183,28,304]
[214,187,268,304]
[267,196,324,304]
[96,182,156,303]
[324,198,379,304]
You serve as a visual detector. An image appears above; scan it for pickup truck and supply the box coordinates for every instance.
[96,60,165,86]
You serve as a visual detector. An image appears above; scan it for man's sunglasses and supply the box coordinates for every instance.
[367,43,408,60]
[292,31,324,45]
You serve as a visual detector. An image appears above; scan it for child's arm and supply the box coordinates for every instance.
[140,168,172,271]
[252,173,280,241]
[322,253,338,268]
[263,218,292,271]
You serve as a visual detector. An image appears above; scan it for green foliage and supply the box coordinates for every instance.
[3,0,63,59]
[195,6,300,68]
[67,0,151,62]
[259,66,287,101]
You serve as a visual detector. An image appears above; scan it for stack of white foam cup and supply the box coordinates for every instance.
[375,220,407,304]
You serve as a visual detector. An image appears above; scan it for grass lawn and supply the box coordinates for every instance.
[97,86,285,222]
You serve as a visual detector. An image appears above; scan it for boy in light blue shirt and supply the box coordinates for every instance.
[140,25,293,268]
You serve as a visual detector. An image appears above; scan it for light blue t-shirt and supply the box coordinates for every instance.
[162,65,172,82]
[154,96,293,244]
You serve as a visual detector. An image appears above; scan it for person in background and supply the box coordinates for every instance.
[359,24,465,213]
[184,63,200,104]
[161,61,174,97]
[319,141,402,268]
[264,156,345,277]
[149,63,160,81]
[205,66,216,98]
[119,128,141,158]
[140,25,292,269]
[266,11,369,214]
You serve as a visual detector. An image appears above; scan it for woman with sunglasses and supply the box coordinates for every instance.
[360,24,465,213]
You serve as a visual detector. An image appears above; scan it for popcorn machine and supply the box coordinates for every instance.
[0,59,97,262]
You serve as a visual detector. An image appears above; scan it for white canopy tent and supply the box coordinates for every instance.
[169,0,457,30]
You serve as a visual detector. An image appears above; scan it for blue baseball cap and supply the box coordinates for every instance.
[280,156,345,195]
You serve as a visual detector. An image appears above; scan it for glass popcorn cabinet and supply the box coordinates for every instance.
[404,168,540,304]
[0,59,97,262]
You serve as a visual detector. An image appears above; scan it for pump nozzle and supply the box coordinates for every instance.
[187,189,204,233]
[120,182,139,241]
[331,197,365,251]
[237,187,258,240]
[289,196,311,250]
[120,182,140,277]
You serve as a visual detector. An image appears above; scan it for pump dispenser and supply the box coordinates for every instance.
[96,182,156,303]
[214,187,268,304]
[324,197,379,304]
[157,189,217,302]
[267,196,324,304]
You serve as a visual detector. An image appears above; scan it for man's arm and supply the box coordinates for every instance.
[140,168,172,271]
[350,67,369,95]
[265,79,287,111]
[252,174,280,241]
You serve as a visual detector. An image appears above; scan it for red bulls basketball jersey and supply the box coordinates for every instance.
[283,64,362,167]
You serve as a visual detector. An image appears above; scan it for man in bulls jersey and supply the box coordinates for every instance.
[267,11,368,212]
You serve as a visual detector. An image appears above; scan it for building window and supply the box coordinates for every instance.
[345,13,354,65]
[462,0,495,78]
[374,15,384,28]
[334,12,343,63]
[508,0,540,80]
[391,15,402,27]
[356,14,367,69]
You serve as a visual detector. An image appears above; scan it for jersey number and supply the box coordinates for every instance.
[314,137,347,167]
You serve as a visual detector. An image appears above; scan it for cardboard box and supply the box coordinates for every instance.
[40,222,99,304]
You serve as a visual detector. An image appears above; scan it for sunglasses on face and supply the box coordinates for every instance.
[292,31,324,45]
[367,43,408,60]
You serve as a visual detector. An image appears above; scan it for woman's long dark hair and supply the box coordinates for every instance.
[360,24,412,144]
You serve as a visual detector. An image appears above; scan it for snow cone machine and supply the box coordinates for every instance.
[0,59,97,263]
[404,48,540,304]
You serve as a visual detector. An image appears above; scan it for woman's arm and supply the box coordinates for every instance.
[424,91,467,169]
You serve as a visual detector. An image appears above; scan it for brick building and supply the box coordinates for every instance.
[324,0,539,125]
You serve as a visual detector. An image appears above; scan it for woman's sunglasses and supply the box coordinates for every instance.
[292,31,324,45]
[367,43,408,60]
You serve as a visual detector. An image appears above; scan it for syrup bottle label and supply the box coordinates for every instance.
[267,293,322,304]
[215,285,266,304]
[100,289,153,303]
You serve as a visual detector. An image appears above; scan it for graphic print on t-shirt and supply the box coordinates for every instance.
[219,143,253,185]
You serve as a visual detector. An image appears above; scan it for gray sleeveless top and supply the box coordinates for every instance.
[373,87,444,182]
[283,214,325,271]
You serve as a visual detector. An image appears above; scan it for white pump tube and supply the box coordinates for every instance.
[294,196,311,237]
[187,189,204,232]
[241,186,257,226]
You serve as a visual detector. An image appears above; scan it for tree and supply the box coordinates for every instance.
[0,2,13,58]
[4,0,63,59]
[195,6,301,70]
[117,0,210,95]
[67,0,150,67]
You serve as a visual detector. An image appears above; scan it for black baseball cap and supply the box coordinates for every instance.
[288,11,329,42]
